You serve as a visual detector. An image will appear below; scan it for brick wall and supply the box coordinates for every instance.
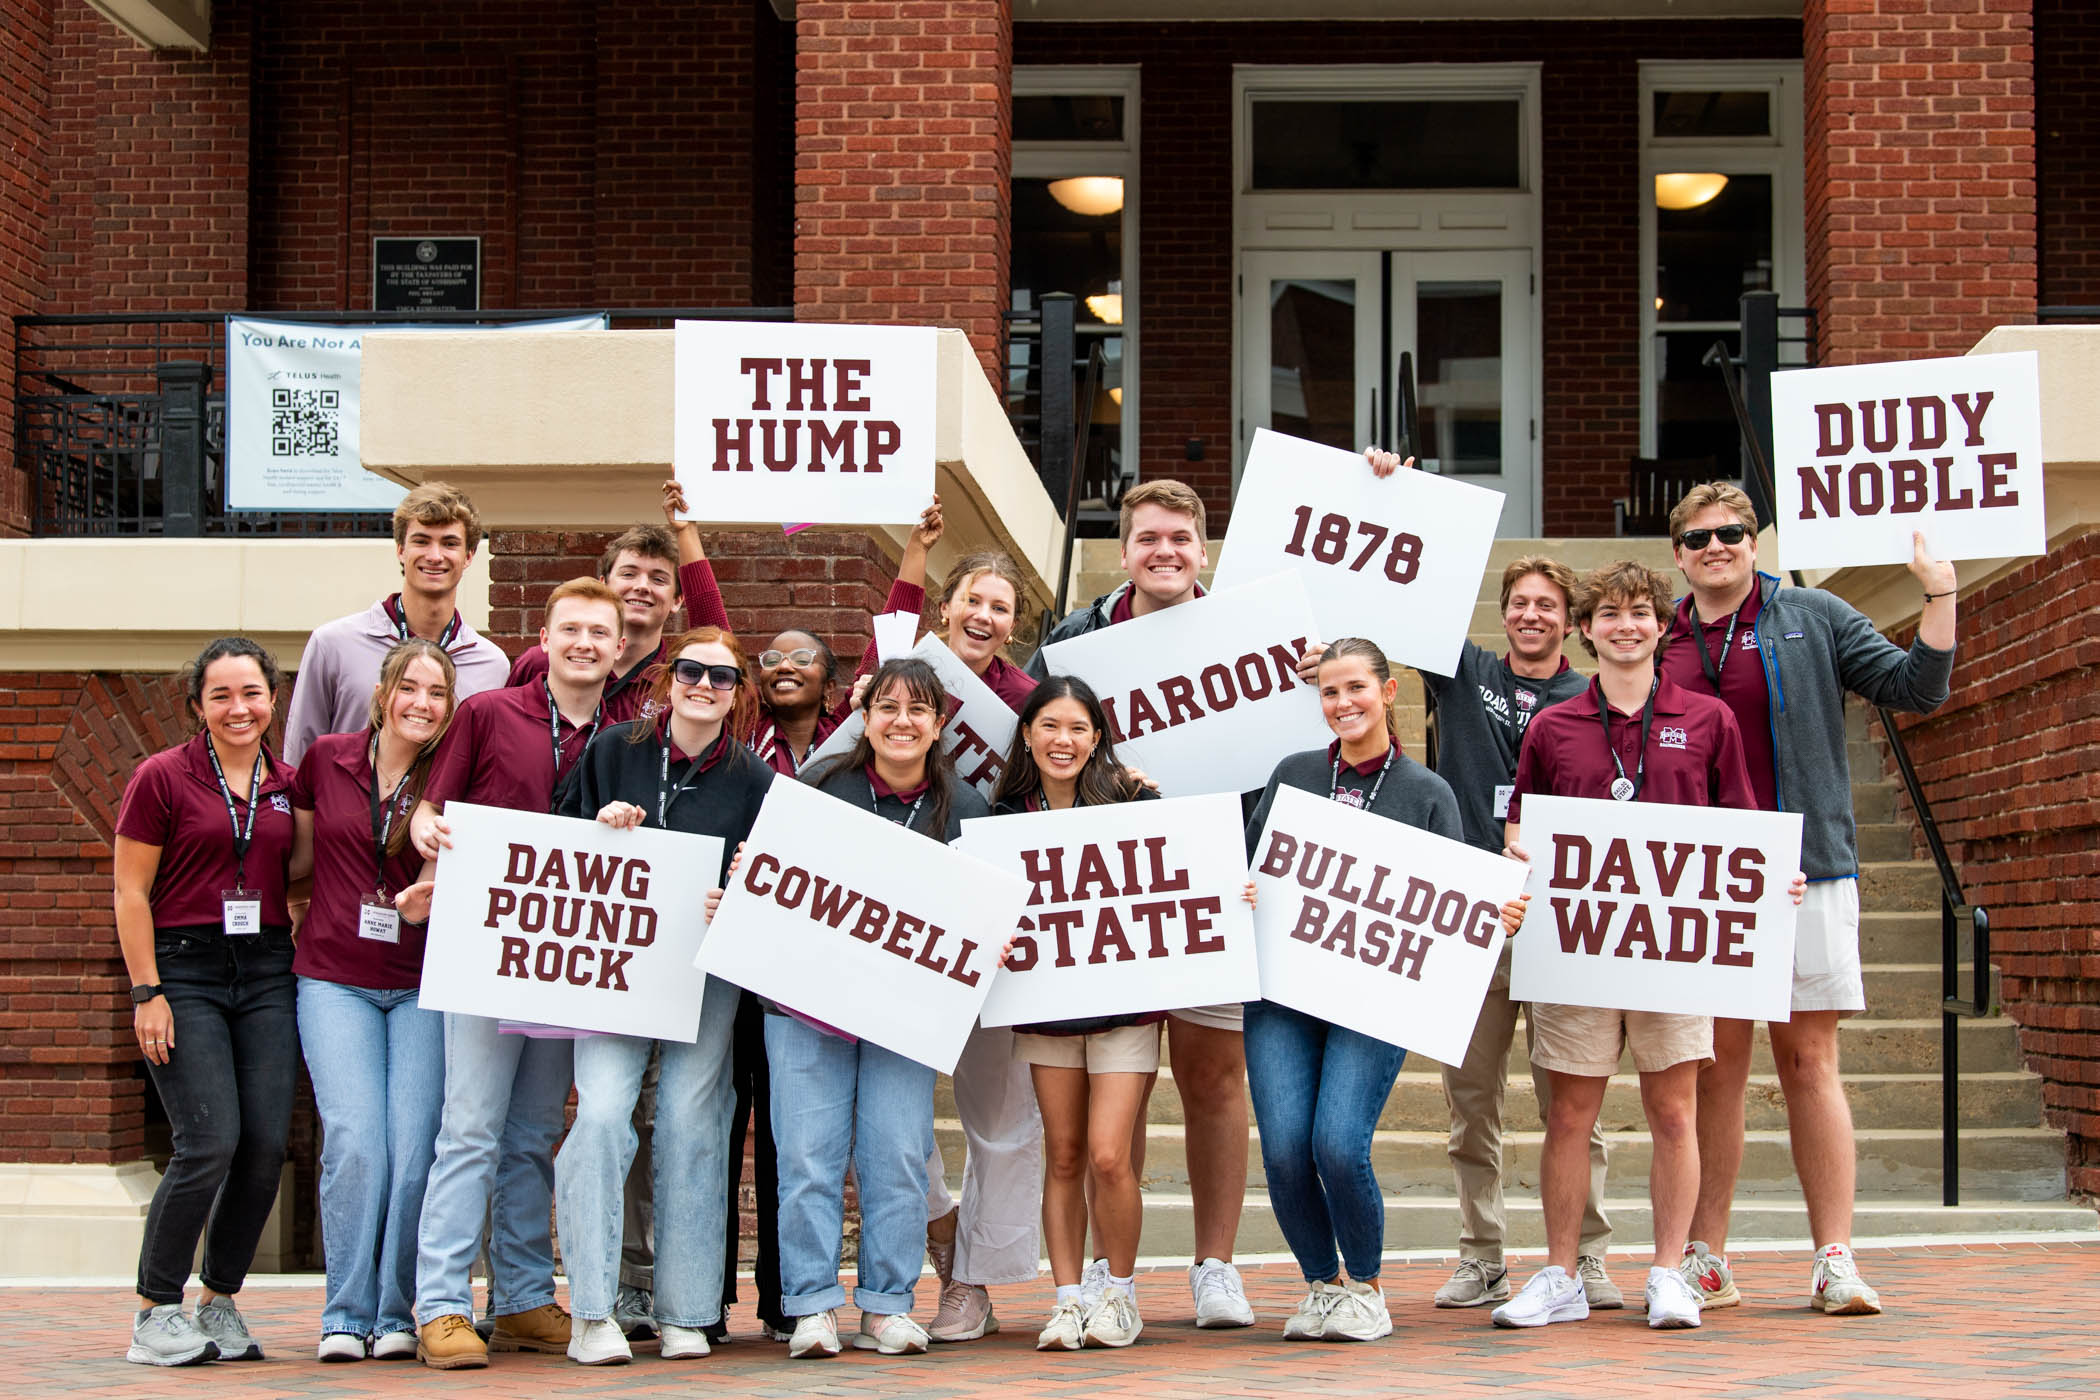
[1803,0,2037,365]
[0,0,54,536]
[1884,533,2100,1195]
[2037,0,2100,307]
[1016,19,1801,533]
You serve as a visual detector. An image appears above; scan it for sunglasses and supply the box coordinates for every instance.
[670,659,743,691]
[759,647,821,670]
[1678,523,1750,550]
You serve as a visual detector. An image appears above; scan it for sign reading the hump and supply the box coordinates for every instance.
[672,320,938,526]
[1770,350,2045,571]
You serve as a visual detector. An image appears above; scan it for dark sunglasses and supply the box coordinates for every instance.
[1678,523,1750,550]
[759,647,821,670]
[670,659,743,691]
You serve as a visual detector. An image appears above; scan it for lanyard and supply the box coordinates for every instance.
[544,680,603,775]
[1688,597,1747,689]
[867,775,927,834]
[1329,741,1395,809]
[366,739,414,895]
[204,741,266,886]
[385,593,462,650]
[657,736,711,827]
[606,643,662,703]
[1596,677,1660,801]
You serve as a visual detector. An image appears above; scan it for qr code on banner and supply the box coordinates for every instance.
[271,388,341,458]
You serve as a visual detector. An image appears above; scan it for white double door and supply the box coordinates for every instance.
[1240,247,1535,535]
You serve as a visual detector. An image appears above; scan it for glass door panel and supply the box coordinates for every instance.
[1391,249,1533,534]
[1238,251,1380,483]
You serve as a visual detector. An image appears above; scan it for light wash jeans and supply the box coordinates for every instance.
[765,1013,934,1317]
[297,977,444,1339]
[557,976,740,1327]
[413,1013,573,1324]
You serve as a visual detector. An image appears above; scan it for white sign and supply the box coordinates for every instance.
[225,315,604,511]
[1039,574,1326,798]
[1213,428,1503,676]
[1770,351,2046,570]
[959,794,1258,1029]
[1508,795,1803,1023]
[800,632,1019,800]
[419,802,720,1041]
[1249,785,1526,1065]
[697,778,1028,1072]
[672,320,938,525]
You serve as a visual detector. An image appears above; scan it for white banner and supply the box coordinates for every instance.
[672,320,938,525]
[1508,795,1803,1022]
[1770,351,2046,570]
[1213,428,1503,677]
[959,794,1258,1029]
[1249,784,1526,1065]
[801,632,1019,800]
[225,315,605,511]
[696,777,1028,1072]
[418,802,721,1041]
[1039,574,1327,798]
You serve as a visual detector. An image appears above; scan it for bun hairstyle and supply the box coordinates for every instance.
[628,625,759,746]
[365,638,459,857]
[806,657,957,838]
[992,674,1139,810]
[180,636,283,734]
[1316,637,1400,737]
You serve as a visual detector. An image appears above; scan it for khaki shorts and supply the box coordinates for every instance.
[1790,878,1865,1015]
[1014,1021,1162,1074]
[1168,1003,1245,1033]
[1528,1002,1713,1077]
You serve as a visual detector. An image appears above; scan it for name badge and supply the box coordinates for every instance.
[357,893,402,945]
[221,888,263,936]
[1493,784,1514,820]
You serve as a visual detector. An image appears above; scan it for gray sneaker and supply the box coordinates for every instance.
[128,1304,219,1366]
[1434,1258,1510,1308]
[193,1297,263,1361]
[613,1284,657,1341]
[1576,1254,1625,1309]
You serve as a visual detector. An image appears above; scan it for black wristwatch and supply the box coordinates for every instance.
[129,983,164,1005]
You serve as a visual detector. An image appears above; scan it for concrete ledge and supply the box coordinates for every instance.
[0,1160,299,1280]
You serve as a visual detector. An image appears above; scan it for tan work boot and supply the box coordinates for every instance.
[416,1314,488,1370]
[489,1302,572,1353]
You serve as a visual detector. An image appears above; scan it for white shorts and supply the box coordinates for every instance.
[1791,878,1865,1015]
[1168,1003,1245,1033]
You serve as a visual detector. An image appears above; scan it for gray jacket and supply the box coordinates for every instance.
[1023,582,1132,681]
[1742,571,1954,880]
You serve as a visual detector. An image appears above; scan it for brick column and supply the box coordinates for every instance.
[1804,0,2036,364]
[1,0,54,537]
[794,0,1012,376]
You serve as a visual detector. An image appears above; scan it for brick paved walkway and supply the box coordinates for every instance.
[15,1242,2098,1398]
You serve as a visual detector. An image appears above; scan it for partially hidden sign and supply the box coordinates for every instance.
[801,632,1019,800]
[959,794,1258,1029]
[695,777,1030,1072]
[419,802,721,1041]
[1213,428,1503,677]
[1249,784,1527,1066]
[672,320,938,525]
[1770,350,2046,570]
[1508,795,1803,1023]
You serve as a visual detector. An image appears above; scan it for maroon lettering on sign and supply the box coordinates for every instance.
[1813,402,1852,457]
[1907,396,1947,449]
[1613,904,1663,960]
[1860,398,1901,454]
[1951,390,1993,445]
[1714,910,1756,967]
[484,887,517,927]
[1553,896,1615,955]
[834,359,872,412]
[1725,848,1767,904]
[809,419,858,472]
[1978,451,2020,508]
[1933,456,1975,511]
[497,935,530,978]
[1665,908,1709,964]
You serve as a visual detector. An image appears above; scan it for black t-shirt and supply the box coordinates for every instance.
[1421,641,1589,852]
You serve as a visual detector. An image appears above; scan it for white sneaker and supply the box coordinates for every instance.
[370,1330,418,1360]
[852,1313,929,1355]
[1080,1257,1111,1305]
[1281,1282,1341,1341]
[1037,1298,1089,1351]
[1491,1266,1590,1329]
[566,1317,632,1365]
[1322,1281,1392,1342]
[1810,1243,1884,1316]
[659,1323,711,1359]
[788,1310,841,1359]
[1082,1291,1143,1348]
[316,1333,365,1362]
[1645,1265,1703,1329]
[1189,1258,1255,1328]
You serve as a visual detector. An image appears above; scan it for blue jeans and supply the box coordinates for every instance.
[764,1014,934,1317]
[413,1013,573,1323]
[1243,999,1407,1284]
[557,976,740,1327]
[297,977,443,1339]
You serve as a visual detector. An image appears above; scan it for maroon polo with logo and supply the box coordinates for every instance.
[1507,672,1756,823]
[425,683,602,815]
[507,640,666,726]
[1324,737,1398,808]
[1661,590,1779,812]
[291,732,433,989]
[115,734,298,929]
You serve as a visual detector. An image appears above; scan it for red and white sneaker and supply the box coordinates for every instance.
[1810,1243,1883,1316]
[1679,1240,1741,1308]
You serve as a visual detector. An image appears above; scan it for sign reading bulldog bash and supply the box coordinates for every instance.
[1039,574,1326,798]
[697,778,1030,1072]
[960,794,1258,1029]
[1508,795,1803,1023]
[419,803,721,1041]
[1249,785,1527,1065]
[1771,351,2046,570]
[1214,429,1504,676]
[672,320,938,525]
[801,633,1019,801]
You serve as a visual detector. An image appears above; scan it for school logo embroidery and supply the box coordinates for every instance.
[268,793,293,814]
[1658,725,1690,751]
[1334,787,1368,810]
[1740,632,1761,649]
[1513,686,1537,711]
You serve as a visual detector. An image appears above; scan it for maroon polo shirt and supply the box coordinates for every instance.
[508,639,665,725]
[425,683,603,815]
[1661,589,1779,812]
[1508,672,1756,824]
[866,762,932,804]
[291,732,431,989]
[1108,579,1207,625]
[1325,736,1398,806]
[115,734,298,930]
[751,709,843,777]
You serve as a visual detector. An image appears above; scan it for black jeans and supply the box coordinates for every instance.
[721,988,786,1330]
[137,928,298,1304]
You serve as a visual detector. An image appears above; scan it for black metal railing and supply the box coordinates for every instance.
[13,307,791,537]
[1709,290,1990,1207]
[2036,305,2100,322]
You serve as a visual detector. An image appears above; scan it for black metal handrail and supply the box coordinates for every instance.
[1709,292,1990,1207]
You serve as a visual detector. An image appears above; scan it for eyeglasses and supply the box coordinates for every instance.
[670,659,743,690]
[1677,523,1750,550]
[759,648,821,670]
